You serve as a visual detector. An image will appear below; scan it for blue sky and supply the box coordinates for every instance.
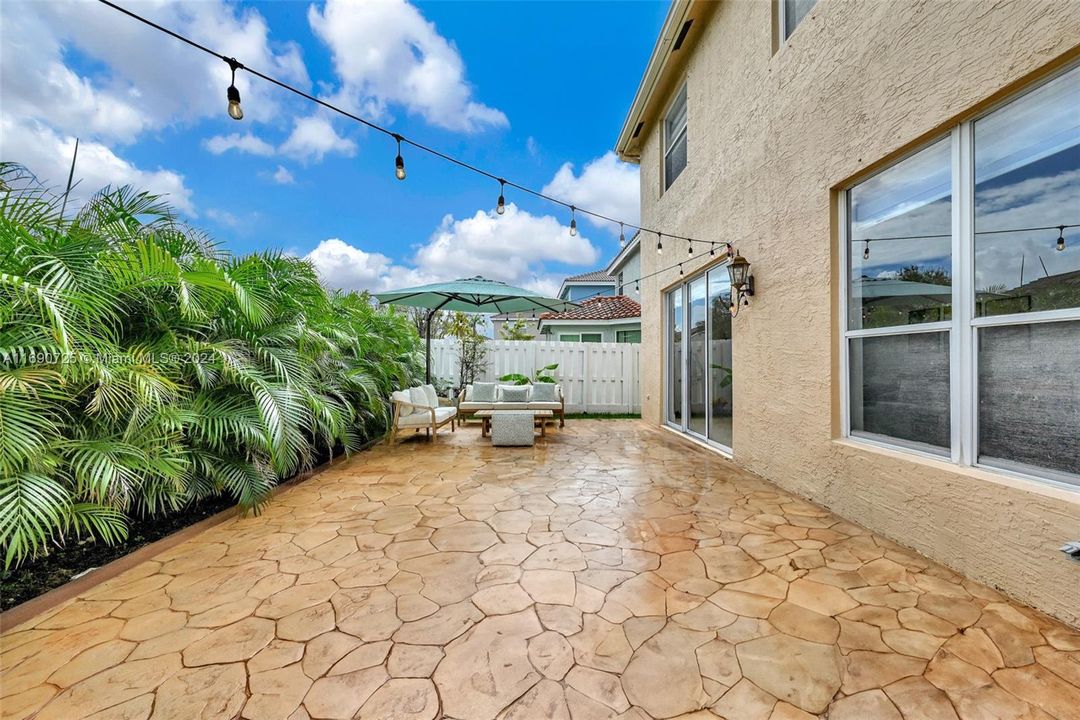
[0,0,665,296]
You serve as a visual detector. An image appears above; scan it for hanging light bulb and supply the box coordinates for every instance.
[619,223,626,248]
[394,135,406,181]
[710,243,716,257]
[688,239,694,257]
[863,239,870,260]
[569,206,577,237]
[225,58,244,121]
[496,179,506,215]
[679,263,684,276]
[657,233,663,254]
[634,280,640,293]
[1057,225,1066,252]
[726,242,733,257]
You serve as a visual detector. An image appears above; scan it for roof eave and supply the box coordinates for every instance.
[606,232,642,275]
[614,0,717,162]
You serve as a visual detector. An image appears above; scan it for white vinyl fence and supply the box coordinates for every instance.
[430,338,641,414]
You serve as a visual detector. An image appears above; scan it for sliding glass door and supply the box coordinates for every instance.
[687,277,708,437]
[665,266,734,452]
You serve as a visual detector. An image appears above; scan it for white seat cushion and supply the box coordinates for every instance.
[434,407,457,422]
[459,401,493,411]
[397,411,432,427]
[492,402,529,410]
[527,401,562,411]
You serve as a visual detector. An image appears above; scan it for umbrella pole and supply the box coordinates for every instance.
[425,309,435,384]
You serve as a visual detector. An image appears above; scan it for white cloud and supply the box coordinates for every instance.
[271,165,295,185]
[526,137,540,159]
[204,133,276,157]
[0,0,312,217]
[308,0,507,134]
[306,203,597,295]
[306,238,396,291]
[0,118,195,215]
[206,208,241,228]
[541,151,640,232]
[280,115,357,162]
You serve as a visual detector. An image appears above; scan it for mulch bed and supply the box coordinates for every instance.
[1,494,236,612]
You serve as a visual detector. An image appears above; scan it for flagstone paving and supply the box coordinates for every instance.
[2,420,1079,719]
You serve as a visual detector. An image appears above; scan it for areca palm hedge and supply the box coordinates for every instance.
[0,163,423,569]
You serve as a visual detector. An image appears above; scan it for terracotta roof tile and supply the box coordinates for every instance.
[564,270,616,283]
[540,295,641,321]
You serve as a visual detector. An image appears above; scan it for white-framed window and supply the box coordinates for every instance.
[617,329,641,343]
[581,333,602,343]
[841,64,1080,489]
[780,0,817,41]
[664,83,688,191]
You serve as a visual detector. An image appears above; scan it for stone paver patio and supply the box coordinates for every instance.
[2,420,1079,720]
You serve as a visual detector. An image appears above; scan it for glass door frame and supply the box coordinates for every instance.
[663,260,734,455]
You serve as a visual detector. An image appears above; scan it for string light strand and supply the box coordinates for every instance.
[95,0,716,248]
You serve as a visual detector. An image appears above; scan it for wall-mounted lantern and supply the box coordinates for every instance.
[727,250,755,315]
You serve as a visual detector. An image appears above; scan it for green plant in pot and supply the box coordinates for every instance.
[499,363,559,385]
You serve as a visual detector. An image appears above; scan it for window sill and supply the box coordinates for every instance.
[833,437,1080,505]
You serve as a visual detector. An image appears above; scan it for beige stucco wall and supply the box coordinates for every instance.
[634,0,1080,626]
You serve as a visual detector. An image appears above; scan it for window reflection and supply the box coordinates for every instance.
[688,278,708,437]
[668,291,683,423]
[849,138,952,330]
[708,269,733,448]
[974,67,1080,317]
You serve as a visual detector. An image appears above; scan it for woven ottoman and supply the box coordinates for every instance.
[490,411,535,446]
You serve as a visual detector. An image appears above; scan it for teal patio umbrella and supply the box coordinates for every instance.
[374,276,578,383]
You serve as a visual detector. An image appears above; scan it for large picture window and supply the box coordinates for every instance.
[843,64,1080,487]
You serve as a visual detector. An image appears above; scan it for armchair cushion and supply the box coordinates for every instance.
[470,382,497,402]
[421,384,439,408]
[393,389,422,416]
[409,386,432,409]
[530,383,557,402]
[498,385,530,402]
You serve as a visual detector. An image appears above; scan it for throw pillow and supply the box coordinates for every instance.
[471,382,497,402]
[499,385,530,402]
[409,386,432,410]
[530,383,557,402]
[422,384,439,408]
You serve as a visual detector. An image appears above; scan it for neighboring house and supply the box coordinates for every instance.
[607,231,642,301]
[616,0,1079,625]
[557,270,617,301]
[538,295,641,343]
[490,312,539,339]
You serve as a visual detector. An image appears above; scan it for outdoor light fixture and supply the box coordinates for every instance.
[570,207,578,236]
[727,250,755,316]
[394,135,406,180]
[863,239,871,260]
[497,180,506,215]
[657,233,663,254]
[1057,225,1066,252]
[710,243,716,257]
[225,57,244,120]
[688,239,694,256]
[619,223,626,248]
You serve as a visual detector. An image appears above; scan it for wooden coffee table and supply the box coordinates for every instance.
[475,410,554,438]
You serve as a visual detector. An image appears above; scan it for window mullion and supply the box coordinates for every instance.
[953,122,976,466]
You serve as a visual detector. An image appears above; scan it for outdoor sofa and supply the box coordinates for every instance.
[457,382,566,428]
[388,384,457,444]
